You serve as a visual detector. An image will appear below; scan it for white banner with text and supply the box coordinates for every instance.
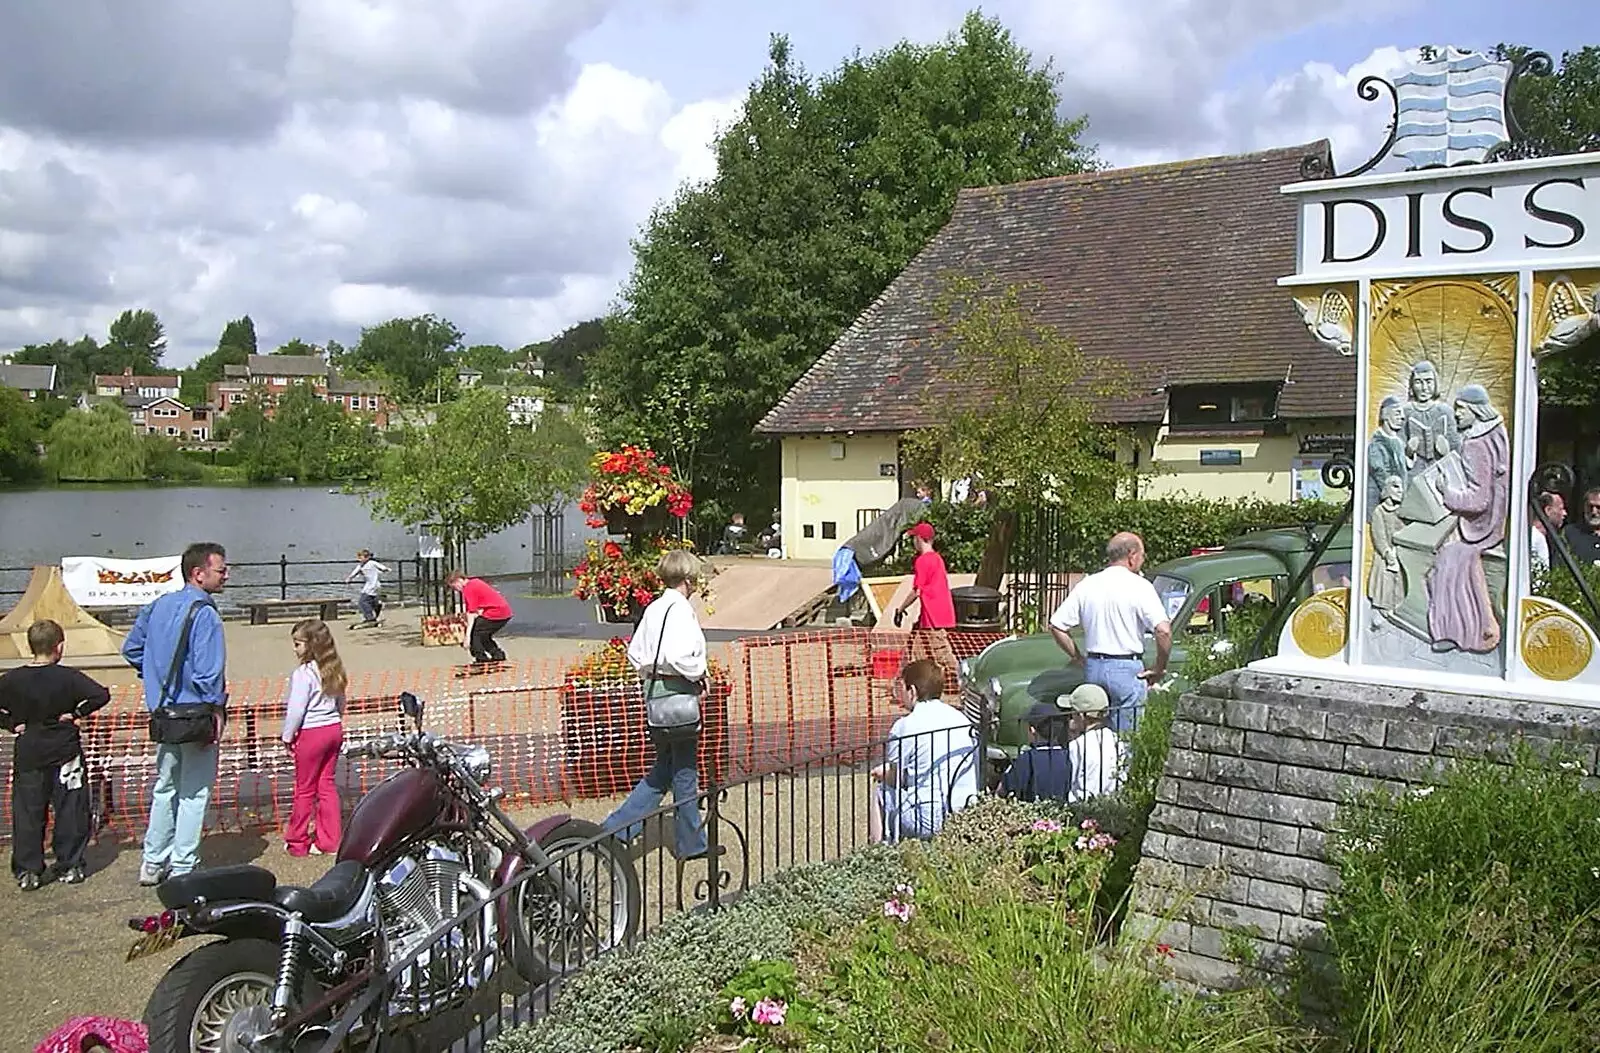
[61,555,184,607]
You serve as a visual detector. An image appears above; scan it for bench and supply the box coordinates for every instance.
[241,597,346,626]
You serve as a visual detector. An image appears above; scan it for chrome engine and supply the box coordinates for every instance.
[376,844,497,1015]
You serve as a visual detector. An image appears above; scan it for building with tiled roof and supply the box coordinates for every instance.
[209,353,392,428]
[93,367,181,401]
[757,141,1357,560]
[0,363,56,399]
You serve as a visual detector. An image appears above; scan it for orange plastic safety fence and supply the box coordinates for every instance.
[0,627,1012,845]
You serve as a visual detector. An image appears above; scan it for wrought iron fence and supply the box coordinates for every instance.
[306,722,1006,1052]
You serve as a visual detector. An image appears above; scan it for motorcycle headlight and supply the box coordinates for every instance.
[958,658,972,685]
[460,744,492,784]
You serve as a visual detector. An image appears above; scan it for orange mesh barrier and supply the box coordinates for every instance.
[0,628,1014,844]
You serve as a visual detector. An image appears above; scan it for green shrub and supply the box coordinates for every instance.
[1532,556,1600,637]
[486,847,909,1053]
[1328,752,1600,1049]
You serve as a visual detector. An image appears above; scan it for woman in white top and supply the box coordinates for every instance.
[281,619,347,856]
[602,550,710,859]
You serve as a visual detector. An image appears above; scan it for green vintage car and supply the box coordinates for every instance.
[960,525,1353,759]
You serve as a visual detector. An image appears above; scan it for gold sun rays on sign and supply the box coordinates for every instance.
[1367,276,1518,438]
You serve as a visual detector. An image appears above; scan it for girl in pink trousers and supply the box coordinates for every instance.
[281,619,346,856]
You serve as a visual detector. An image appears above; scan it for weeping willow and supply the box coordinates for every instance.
[45,404,147,481]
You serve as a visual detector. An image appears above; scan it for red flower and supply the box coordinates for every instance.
[1155,943,1175,959]
[602,541,623,559]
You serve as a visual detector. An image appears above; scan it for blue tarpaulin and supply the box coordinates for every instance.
[832,546,862,603]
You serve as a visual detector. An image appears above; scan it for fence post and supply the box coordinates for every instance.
[396,558,405,607]
[704,773,722,911]
[279,554,288,601]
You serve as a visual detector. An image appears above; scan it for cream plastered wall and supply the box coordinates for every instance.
[1137,422,1351,502]
[781,435,902,561]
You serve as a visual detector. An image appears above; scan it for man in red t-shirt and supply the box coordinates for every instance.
[892,522,960,694]
[446,572,514,664]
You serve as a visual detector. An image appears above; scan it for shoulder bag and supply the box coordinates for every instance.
[643,603,702,738]
[147,599,220,746]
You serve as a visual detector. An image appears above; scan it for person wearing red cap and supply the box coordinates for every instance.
[893,521,959,692]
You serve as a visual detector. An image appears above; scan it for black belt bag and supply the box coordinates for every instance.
[149,703,219,746]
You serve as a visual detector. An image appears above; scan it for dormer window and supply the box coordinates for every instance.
[1168,383,1280,430]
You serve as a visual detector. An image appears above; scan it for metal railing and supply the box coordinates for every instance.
[310,724,992,1052]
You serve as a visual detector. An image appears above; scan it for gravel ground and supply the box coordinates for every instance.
[3,769,878,1052]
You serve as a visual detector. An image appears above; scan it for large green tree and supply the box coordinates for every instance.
[365,387,550,557]
[44,404,147,481]
[181,315,258,404]
[104,309,167,375]
[216,384,380,483]
[335,315,465,401]
[0,388,43,484]
[1498,44,1600,156]
[522,318,605,396]
[524,404,594,513]
[590,12,1093,516]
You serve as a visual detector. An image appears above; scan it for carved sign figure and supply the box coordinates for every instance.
[1424,385,1510,653]
[1403,360,1459,470]
[1366,395,1408,519]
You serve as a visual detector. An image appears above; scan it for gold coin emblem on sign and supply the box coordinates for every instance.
[1290,587,1348,660]
[1520,598,1593,682]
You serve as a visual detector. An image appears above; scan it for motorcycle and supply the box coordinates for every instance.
[126,692,641,1052]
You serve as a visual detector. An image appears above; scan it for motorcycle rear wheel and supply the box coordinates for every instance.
[509,818,641,982]
[143,938,320,1053]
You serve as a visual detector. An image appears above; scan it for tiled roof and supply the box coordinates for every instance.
[94,373,179,389]
[247,354,328,377]
[327,372,383,395]
[222,364,248,378]
[757,141,1352,434]
[0,363,56,392]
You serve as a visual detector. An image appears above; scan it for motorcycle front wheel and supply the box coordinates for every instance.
[143,938,320,1053]
[508,818,641,982]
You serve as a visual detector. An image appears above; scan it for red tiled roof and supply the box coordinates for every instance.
[757,141,1353,434]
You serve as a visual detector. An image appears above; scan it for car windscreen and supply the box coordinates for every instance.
[1151,574,1190,621]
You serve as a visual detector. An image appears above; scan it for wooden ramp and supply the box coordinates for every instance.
[691,560,837,631]
[0,565,127,660]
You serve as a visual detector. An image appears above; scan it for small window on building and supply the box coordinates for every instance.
[821,521,837,539]
[367,397,378,409]
[803,524,815,539]
[1168,383,1279,429]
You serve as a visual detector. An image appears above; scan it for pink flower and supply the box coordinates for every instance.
[1156,943,1176,959]
[752,997,787,1026]
[1031,819,1063,833]
[1080,818,1099,832]
[729,996,747,1020]
[882,896,914,922]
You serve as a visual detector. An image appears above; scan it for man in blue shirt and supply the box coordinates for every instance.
[1000,700,1073,802]
[122,541,229,885]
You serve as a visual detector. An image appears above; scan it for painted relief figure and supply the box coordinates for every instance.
[1424,385,1510,653]
[1367,475,1406,615]
[1367,395,1408,518]
[1403,360,1459,470]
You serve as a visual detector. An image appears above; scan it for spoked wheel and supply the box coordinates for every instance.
[143,939,277,1053]
[509,818,641,982]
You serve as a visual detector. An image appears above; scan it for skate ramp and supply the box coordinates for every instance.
[0,566,127,661]
[691,560,836,631]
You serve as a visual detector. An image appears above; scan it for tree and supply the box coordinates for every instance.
[525,404,594,513]
[142,434,203,482]
[44,404,147,481]
[1497,44,1600,156]
[523,319,605,395]
[335,315,464,400]
[182,315,257,405]
[591,13,1092,516]
[104,309,167,374]
[216,385,380,483]
[274,338,318,356]
[459,343,513,386]
[0,387,43,484]
[365,387,546,560]
[14,336,101,399]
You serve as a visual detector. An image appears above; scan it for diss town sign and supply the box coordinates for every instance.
[1260,45,1600,704]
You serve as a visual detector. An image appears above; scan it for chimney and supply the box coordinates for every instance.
[124,366,133,378]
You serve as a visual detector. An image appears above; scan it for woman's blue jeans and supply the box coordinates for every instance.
[603,724,707,858]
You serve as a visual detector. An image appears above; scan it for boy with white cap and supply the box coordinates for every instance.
[1059,683,1126,802]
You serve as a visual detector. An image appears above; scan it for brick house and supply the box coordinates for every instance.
[756,141,1357,561]
[93,367,181,401]
[131,396,213,442]
[209,354,392,428]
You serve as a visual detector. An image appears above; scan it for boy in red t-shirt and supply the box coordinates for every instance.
[446,572,514,664]
[891,522,960,695]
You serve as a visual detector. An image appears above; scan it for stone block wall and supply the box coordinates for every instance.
[1126,668,1600,991]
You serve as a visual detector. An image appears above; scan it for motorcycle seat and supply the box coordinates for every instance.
[274,860,369,923]
[158,864,278,910]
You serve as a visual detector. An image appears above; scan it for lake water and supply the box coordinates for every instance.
[0,485,598,603]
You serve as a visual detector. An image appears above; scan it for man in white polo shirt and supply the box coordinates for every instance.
[1047,532,1172,731]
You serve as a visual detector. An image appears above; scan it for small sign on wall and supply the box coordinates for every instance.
[1199,449,1243,466]
[879,463,897,477]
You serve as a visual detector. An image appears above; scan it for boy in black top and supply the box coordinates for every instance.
[0,619,112,889]
[1000,700,1073,802]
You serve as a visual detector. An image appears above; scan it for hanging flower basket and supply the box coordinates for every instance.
[578,445,693,530]
[603,504,672,537]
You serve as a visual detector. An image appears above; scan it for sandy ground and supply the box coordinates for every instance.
[1,769,877,1053]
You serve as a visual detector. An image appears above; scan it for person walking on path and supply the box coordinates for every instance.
[447,571,514,665]
[1,619,112,889]
[281,619,347,857]
[123,541,229,885]
[892,522,960,694]
[1048,532,1171,732]
[604,550,712,860]
[347,549,389,628]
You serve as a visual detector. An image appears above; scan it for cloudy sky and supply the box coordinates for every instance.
[0,0,1589,367]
